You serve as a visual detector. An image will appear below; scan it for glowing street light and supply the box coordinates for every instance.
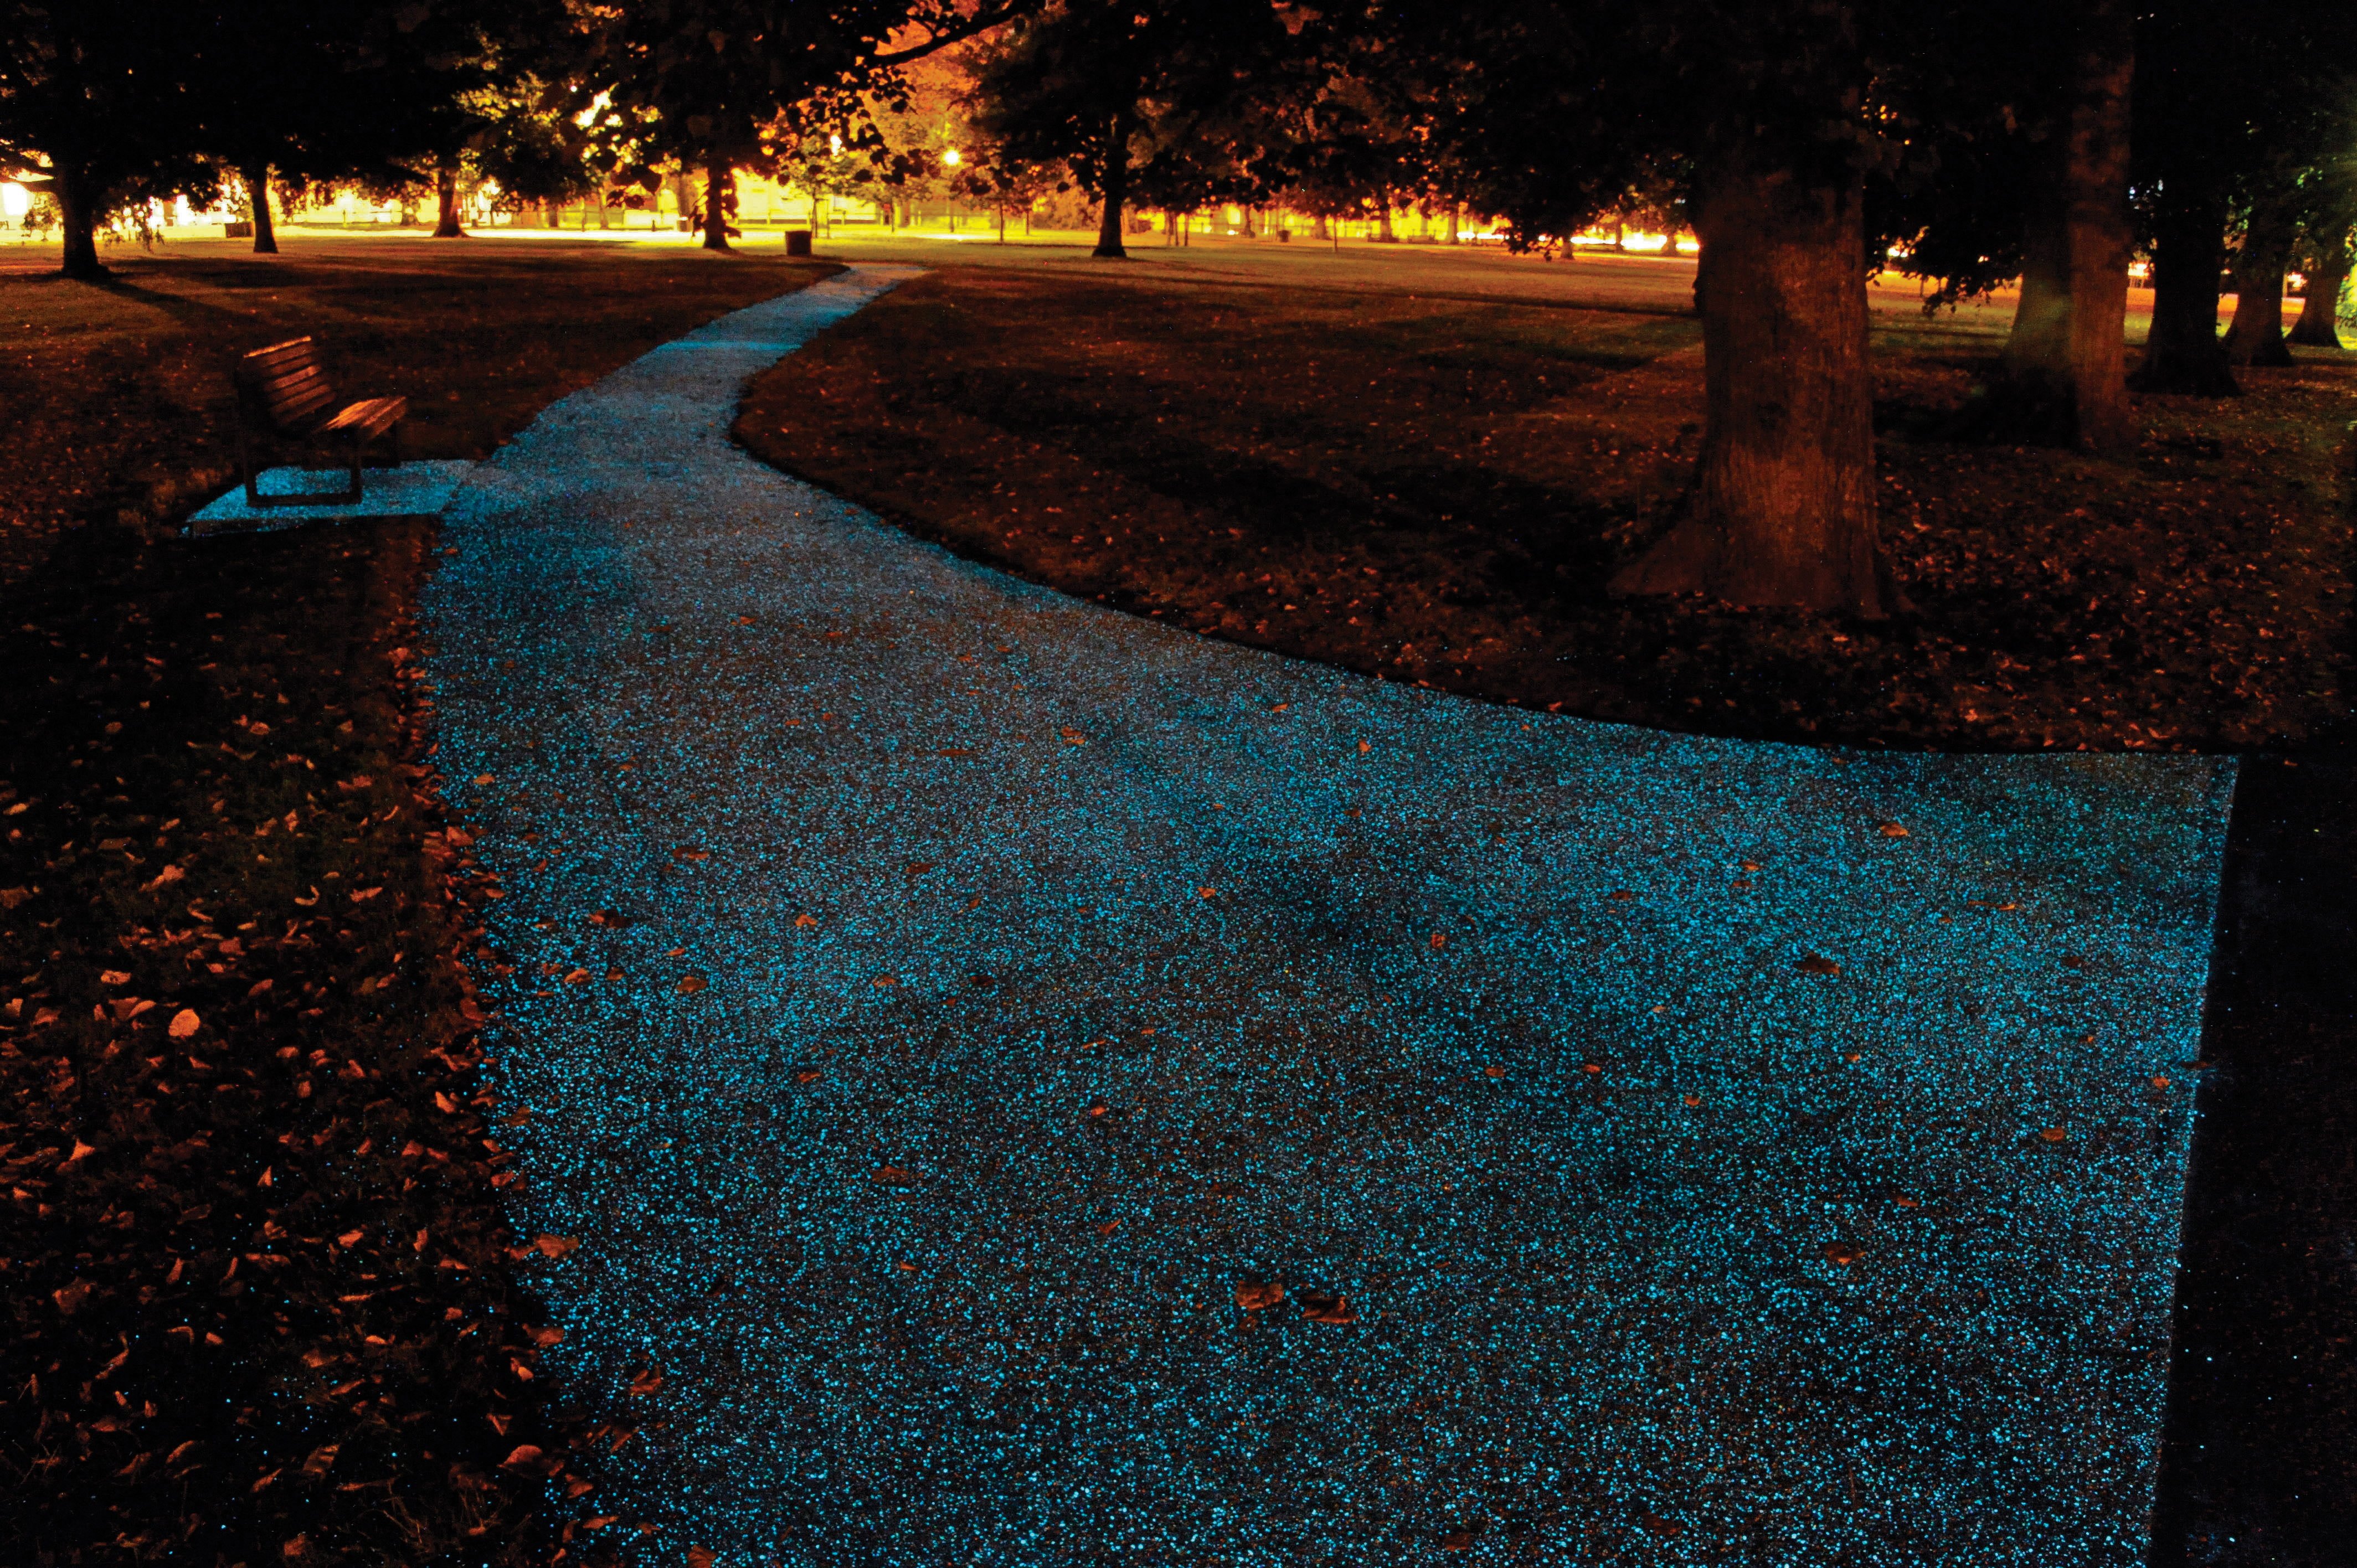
[942,148,961,168]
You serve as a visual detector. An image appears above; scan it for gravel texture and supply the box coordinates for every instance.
[416,266,2238,1566]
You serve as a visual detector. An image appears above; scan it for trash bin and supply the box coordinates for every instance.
[785,229,814,256]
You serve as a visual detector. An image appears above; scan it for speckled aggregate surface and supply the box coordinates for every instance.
[414,267,2239,1566]
[185,458,475,534]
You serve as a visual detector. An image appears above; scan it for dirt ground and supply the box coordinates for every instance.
[738,255,2356,755]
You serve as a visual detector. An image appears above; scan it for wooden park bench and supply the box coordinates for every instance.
[233,337,408,507]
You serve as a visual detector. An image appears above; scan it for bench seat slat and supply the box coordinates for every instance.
[318,397,408,439]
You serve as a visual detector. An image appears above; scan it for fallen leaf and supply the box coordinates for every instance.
[532,1235,579,1258]
[349,887,383,902]
[626,1368,664,1396]
[100,969,131,986]
[793,913,819,927]
[53,1280,94,1316]
[1876,822,1910,838]
[1608,888,1635,900]
[1299,1290,1357,1324]
[1682,1094,1702,1107]
[1429,931,1445,949]
[167,1009,201,1039]
[1822,1243,1863,1266]
[1442,1531,1473,1551]
[1087,1104,1108,1118]
[64,1139,96,1164]
[796,1070,821,1083]
[527,1324,565,1346]
[873,1165,918,1185]
[2040,1126,2068,1143]
[686,1548,716,1568]
[1484,1065,1504,1077]
[1357,740,1371,754]
[500,1445,544,1470]
[674,847,710,863]
[872,976,899,988]
[141,864,185,892]
[473,775,496,786]
[1236,1281,1284,1312]
[1097,1219,1120,1236]
[1198,886,1216,898]
[1795,954,1841,976]
[675,974,708,994]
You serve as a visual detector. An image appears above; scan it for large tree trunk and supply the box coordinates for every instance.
[1986,0,2134,450]
[2287,229,2350,349]
[53,162,105,281]
[2134,180,2234,394]
[240,159,279,255]
[433,157,467,238]
[702,146,734,252]
[1610,159,1898,617]
[2224,197,2298,367]
[1092,109,1132,259]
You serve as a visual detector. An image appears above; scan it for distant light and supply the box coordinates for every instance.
[942,148,961,167]
[0,182,28,219]
[829,133,842,154]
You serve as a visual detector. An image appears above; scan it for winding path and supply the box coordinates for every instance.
[417,266,2236,1566]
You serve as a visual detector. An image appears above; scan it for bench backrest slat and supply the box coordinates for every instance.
[236,337,341,434]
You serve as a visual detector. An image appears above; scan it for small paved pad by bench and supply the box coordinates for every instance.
[185,460,476,537]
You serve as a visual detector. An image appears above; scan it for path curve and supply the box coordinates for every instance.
[419,266,2235,1567]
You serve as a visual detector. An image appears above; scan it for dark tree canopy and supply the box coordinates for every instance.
[572,0,1026,252]
[0,1,221,277]
[967,0,1315,258]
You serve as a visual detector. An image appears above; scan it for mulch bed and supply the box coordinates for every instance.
[737,266,2357,754]
[2,244,836,1567]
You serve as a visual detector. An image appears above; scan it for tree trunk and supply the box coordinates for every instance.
[2224,197,2298,367]
[1610,159,1898,617]
[1092,109,1132,259]
[2287,230,2350,348]
[241,159,280,255]
[54,162,105,281]
[702,146,734,252]
[1375,195,1395,242]
[1446,204,1461,245]
[2134,179,2234,394]
[433,158,467,238]
[1982,0,2134,450]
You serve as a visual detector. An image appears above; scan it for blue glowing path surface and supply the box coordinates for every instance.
[416,268,2238,1566]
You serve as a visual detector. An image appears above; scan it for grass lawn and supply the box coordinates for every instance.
[739,259,2357,754]
[1,239,835,1567]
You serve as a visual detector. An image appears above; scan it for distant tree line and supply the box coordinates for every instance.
[4,0,2353,613]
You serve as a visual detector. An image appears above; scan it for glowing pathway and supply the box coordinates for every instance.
[416,267,2236,1566]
